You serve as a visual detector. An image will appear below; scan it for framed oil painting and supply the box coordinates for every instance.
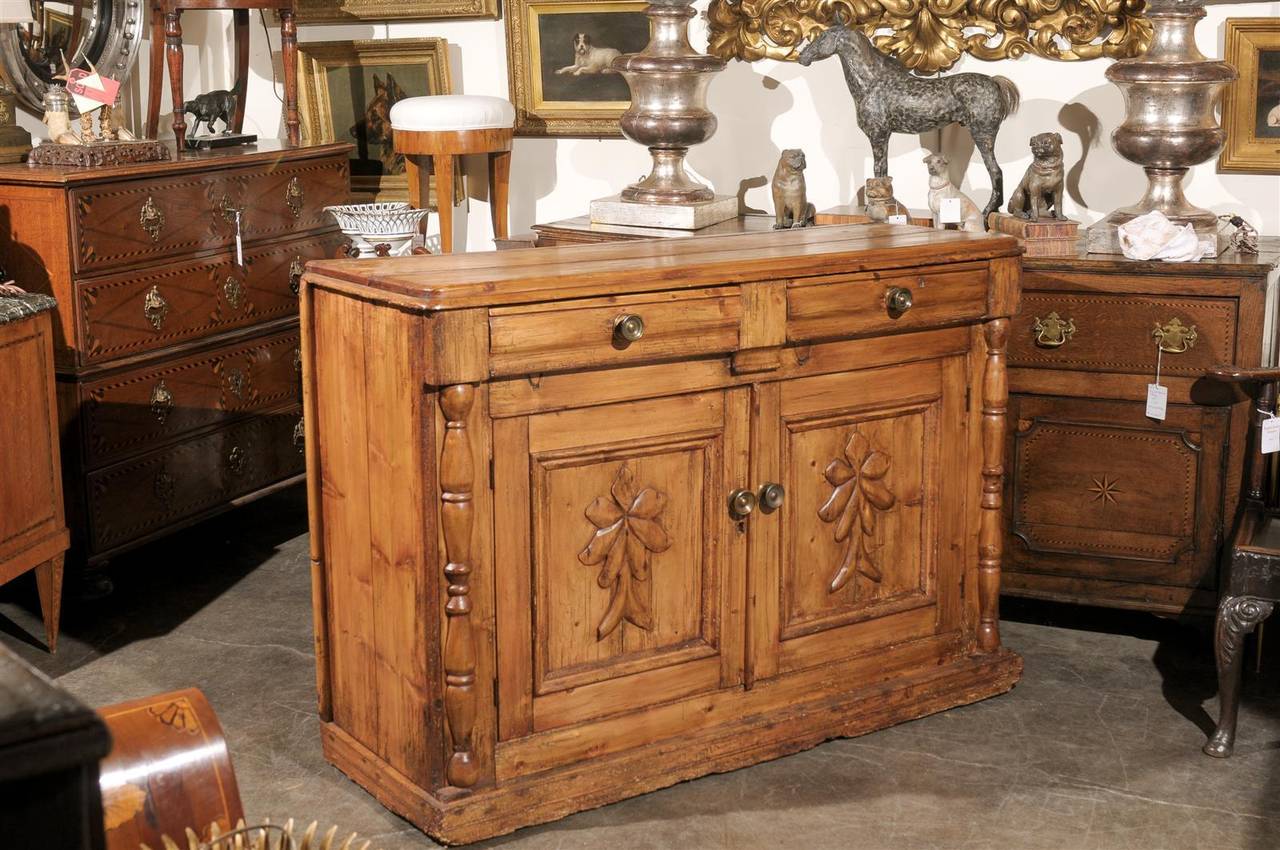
[298,38,461,204]
[1220,19,1280,174]
[290,0,497,25]
[506,0,650,137]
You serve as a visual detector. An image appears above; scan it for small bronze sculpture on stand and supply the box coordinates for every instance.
[988,132,1080,256]
[771,148,815,229]
[183,90,256,149]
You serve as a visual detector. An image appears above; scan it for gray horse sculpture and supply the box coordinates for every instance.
[798,23,1019,218]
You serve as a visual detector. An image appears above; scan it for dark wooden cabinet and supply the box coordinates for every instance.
[1003,243,1280,614]
[0,143,350,569]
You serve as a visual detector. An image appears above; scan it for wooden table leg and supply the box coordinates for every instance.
[231,8,249,133]
[164,9,186,149]
[1205,595,1275,757]
[489,149,511,242]
[433,153,455,254]
[279,6,300,145]
[34,554,64,654]
[145,7,165,139]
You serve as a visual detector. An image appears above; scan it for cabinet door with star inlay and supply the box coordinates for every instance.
[747,356,972,682]
[493,389,749,751]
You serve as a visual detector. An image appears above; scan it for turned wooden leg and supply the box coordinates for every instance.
[231,8,249,133]
[488,149,512,241]
[164,10,186,149]
[1205,595,1274,757]
[145,8,165,139]
[34,554,65,654]
[279,7,300,145]
[433,153,455,254]
[978,319,1008,652]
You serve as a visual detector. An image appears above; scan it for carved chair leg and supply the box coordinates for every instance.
[1205,595,1274,758]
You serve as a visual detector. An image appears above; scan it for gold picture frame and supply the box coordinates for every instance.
[291,0,497,25]
[1220,19,1280,174]
[705,0,1151,76]
[506,0,650,137]
[297,38,461,204]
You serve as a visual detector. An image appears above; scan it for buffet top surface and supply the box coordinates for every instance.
[304,223,1022,310]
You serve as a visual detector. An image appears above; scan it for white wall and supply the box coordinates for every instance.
[23,1,1280,248]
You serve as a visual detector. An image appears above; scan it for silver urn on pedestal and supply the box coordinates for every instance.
[590,0,738,230]
[1088,0,1236,254]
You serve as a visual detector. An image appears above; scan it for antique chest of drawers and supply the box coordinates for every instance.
[0,143,351,569]
[1003,242,1280,614]
[302,225,1024,843]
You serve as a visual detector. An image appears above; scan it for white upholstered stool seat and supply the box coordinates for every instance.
[390,95,516,132]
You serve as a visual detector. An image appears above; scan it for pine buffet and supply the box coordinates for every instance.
[301,225,1024,844]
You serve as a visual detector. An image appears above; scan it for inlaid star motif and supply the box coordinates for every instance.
[1088,475,1123,504]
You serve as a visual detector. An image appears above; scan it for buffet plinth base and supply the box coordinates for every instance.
[303,224,1024,844]
[589,193,739,230]
[988,213,1080,257]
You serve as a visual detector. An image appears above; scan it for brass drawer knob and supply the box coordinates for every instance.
[614,314,646,344]
[286,177,304,218]
[728,488,757,519]
[140,196,164,242]
[289,256,305,296]
[223,275,244,310]
[1033,312,1076,348]
[150,380,174,424]
[227,445,246,475]
[758,482,786,511]
[886,286,913,316]
[143,285,169,331]
[1153,318,1198,354]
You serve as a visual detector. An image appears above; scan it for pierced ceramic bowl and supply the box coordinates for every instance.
[322,202,411,234]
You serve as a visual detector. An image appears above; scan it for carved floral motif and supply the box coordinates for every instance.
[579,465,673,640]
[705,0,1151,75]
[819,429,896,593]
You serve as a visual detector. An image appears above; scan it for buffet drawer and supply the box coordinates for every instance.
[71,155,349,274]
[79,329,302,469]
[786,263,990,343]
[86,406,305,553]
[75,233,344,365]
[1009,291,1236,377]
[488,289,741,377]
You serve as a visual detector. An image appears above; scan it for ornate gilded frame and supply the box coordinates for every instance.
[1219,18,1280,174]
[291,0,497,25]
[297,39,461,204]
[705,0,1151,75]
[506,0,649,137]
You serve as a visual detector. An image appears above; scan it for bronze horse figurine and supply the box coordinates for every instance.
[798,22,1019,218]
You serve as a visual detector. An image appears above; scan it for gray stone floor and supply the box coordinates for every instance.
[4,486,1280,849]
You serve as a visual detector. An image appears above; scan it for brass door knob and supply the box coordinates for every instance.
[614,314,646,344]
[728,488,757,519]
[758,482,785,511]
[886,287,914,316]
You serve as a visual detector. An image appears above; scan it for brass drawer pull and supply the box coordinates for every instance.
[293,417,305,450]
[150,380,174,424]
[143,286,169,331]
[613,314,645,344]
[1153,318,1198,354]
[285,177,304,218]
[885,286,913,317]
[218,194,244,224]
[140,196,165,242]
[728,488,757,519]
[758,482,785,512]
[293,347,302,373]
[1033,312,1076,348]
[227,445,246,475]
[223,275,244,310]
[225,368,249,400]
[289,256,304,296]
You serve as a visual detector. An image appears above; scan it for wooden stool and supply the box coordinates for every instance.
[144,0,300,149]
[390,95,515,254]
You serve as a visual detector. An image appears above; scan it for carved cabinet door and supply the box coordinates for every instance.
[493,389,749,742]
[747,357,971,681]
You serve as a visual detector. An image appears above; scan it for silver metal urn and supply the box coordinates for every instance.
[590,0,738,229]
[1088,0,1236,254]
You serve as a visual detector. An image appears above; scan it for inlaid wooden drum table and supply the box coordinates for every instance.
[302,225,1025,843]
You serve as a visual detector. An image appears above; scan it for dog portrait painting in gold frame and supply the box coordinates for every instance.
[1220,18,1280,174]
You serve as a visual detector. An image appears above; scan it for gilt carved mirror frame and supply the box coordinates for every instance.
[705,0,1152,75]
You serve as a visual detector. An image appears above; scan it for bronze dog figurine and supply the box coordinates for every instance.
[1008,132,1067,221]
[772,149,816,229]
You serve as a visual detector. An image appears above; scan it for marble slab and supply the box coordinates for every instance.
[0,292,56,325]
[590,194,739,231]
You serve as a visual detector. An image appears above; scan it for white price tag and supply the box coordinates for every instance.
[1263,416,1280,454]
[1146,383,1168,420]
[940,197,963,224]
[887,214,908,225]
